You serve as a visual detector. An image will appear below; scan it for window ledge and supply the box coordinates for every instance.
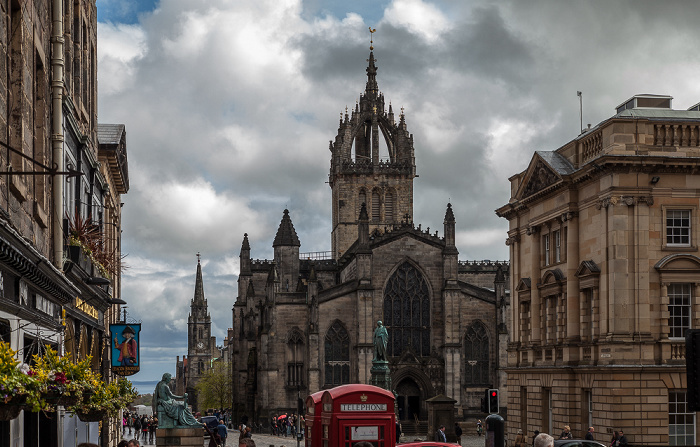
[662,246,698,252]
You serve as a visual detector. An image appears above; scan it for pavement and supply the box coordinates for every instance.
[120,430,489,447]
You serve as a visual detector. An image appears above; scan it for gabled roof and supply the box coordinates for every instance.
[514,151,575,200]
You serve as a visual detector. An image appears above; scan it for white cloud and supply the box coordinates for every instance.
[383,0,451,42]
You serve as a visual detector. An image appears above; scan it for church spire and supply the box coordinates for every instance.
[273,209,301,247]
[365,27,378,98]
[193,253,205,302]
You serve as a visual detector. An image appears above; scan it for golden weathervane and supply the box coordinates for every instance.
[369,27,376,50]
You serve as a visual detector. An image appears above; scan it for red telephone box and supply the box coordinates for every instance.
[319,384,396,447]
[305,391,324,447]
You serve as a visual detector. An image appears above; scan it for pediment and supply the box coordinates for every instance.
[541,268,565,285]
[516,277,531,292]
[516,155,563,199]
[575,260,601,278]
[655,254,700,271]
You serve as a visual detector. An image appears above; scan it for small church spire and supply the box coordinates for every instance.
[194,254,205,302]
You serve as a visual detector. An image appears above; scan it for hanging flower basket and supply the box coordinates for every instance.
[42,390,78,408]
[0,395,26,421]
[76,408,106,422]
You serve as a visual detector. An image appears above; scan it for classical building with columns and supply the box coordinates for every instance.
[229,46,509,428]
[497,94,700,446]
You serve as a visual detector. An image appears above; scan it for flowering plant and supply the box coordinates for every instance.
[69,377,137,417]
[0,342,37,404]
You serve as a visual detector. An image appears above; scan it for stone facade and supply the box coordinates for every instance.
[229,48,510,425]
[0,1,128,446]
[497,94,700,446]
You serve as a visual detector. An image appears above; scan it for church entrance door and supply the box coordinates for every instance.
[396,378,422,421]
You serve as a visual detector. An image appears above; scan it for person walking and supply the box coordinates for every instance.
[133,415,141,441]
[610,431,619,447]
[559,426,572,440]
[454,423,462,446]
[396,421,403,444]
[217,419,228,446]
[435,425,447,442]
[514,429,525,447]
[617,430,628,447]
[585,427,594,441]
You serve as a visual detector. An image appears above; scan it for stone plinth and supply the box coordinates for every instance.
[370,359,392,391]
[156,427,204,446]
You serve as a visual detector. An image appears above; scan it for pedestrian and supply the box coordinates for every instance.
[559,426,572,440]
[514,429,525,447]
[245,426,252,438]
[532,430,540,447]
[477,420,483,436]
[610,431,619,447]
[133,416,141,440]
[128,414,133,435]
[123,415,127,435]
[453,423,462,446]
[534,433,554,447]
[128,440,140,447]
[118,441,129,447]
[618,430,628,447]
[142,416,149,441]
[239,438,256,447]
[150,416,158,444]
[585,427,594,441]
[434,425,447,442]
[217,419,228,446]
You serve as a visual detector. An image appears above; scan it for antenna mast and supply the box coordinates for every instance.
[577,91,583,134]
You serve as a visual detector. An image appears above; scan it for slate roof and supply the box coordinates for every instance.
[273,209,301,247]
[535,151,576,175]
[97,124,125,145]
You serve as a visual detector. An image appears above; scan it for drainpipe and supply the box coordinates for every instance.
[51,0,64,269]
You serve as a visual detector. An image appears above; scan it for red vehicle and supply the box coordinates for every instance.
[314,384,396,447]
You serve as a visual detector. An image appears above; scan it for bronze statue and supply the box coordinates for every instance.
[151,373,202,428]
[373,320,388,361]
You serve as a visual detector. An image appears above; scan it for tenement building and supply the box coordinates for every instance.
[496,94,700,445]
[0,1,129,445]
[228,46,510,427]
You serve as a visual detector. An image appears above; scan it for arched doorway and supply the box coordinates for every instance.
[396,378,422,421]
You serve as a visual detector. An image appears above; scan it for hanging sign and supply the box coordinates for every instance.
[110,323,141,376]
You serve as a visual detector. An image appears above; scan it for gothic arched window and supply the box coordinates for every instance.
[464,322,489,385]
[359,190,367,212]
[288,331,304,387]
[324,321,350,386]
[198,360,204,375]
[385,190,394,222]
[372,190,380,222]
[383,262,431,357]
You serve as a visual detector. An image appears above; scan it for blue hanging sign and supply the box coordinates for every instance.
[110,323,141,376]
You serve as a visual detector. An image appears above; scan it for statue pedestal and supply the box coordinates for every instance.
[156,427,204,446]
[370,360,392,391]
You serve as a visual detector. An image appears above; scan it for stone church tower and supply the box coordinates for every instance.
[229,44,510,429]
[186,255,212,411]
[329,50,416,259]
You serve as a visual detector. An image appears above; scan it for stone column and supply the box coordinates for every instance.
[660,283,669,339]
[529,226,541,343]
[565,212,580,344]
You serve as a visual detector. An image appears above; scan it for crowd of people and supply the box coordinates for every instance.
[121,411,158,445]
[270,413,304,438]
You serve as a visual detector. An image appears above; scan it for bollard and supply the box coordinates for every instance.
[485,414,505,447]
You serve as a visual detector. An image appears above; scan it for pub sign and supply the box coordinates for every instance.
[110,323,141,376]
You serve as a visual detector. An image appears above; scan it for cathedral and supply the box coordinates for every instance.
[227,45,511,424]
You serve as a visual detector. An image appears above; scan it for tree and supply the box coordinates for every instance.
[195,361,232,411]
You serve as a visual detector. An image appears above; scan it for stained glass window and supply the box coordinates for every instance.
[464,322,489,385]
[324,321,350,386]
[383,262,431,357]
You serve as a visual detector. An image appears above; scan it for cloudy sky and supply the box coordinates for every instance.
[96,0,700,385]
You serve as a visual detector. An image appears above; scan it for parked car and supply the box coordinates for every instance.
[399,442,461,447]
[554,440,607,447]
[200,416,219,439]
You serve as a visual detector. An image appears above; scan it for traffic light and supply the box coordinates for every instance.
[687,330,700,411]
[488,389,499,414]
